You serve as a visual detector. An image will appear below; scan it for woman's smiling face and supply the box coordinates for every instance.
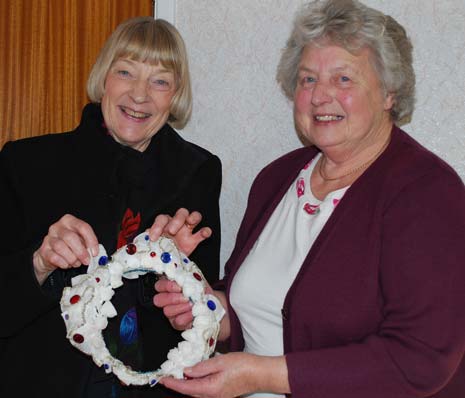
[101,58,176,152]
[293,43,394,156]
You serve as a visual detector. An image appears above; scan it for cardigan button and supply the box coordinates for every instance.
[281,308,288,321]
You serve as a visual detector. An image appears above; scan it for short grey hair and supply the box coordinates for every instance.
[276,0,415,125]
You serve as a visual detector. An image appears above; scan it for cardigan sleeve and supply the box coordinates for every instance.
[286,167,465,398]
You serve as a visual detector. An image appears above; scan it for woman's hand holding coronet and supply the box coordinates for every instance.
[153,278,194,330]
[33,214,99,284]
[159,352,290,398]
[154,275,229,336]
[147,208,211,256]
[160,353,256,398]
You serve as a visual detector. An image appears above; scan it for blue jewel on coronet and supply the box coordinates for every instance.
[145,234,150,241]
[104,364,109,370]
[207,300,216,311]
[183,258,189,263]
[150,379,158,386]
[161,252,172,263]
[98,255,108,266]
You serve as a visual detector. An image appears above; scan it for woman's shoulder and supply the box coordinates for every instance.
[154,124,221,165]
[386,127,463,185]
[1,131,77,161]
[244,146,319,204]
[255,145,318,182]
[369,127,465,207]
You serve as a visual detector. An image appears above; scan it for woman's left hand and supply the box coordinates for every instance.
[160,352,290,398]
[147,208,212,256]
[160,352,258,398]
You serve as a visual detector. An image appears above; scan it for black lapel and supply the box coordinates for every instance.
[138,124,210,227]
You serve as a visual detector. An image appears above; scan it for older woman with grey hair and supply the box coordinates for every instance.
[0,17,221,398]
[154,1,465,397]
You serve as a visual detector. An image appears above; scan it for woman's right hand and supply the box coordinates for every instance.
[33,214,99,285]
[153,278,194,330]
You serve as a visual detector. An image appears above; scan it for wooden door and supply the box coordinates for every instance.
[0,0,153,148]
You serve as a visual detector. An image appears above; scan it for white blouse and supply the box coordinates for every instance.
[229,154,348,398]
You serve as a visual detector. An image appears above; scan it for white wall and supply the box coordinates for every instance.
[171,1,465,272]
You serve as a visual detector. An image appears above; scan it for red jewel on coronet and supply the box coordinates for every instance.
[126,243,137,255]
[73,334,84,344]
[209,337,215,347]
[95,277,100,283]
[193,273,202,281]
[150,251,156,257]
[70,295,81,304]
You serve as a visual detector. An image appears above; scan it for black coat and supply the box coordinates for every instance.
[0,103,222,397]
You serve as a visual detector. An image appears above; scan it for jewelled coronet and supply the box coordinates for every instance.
[60,233,225,387]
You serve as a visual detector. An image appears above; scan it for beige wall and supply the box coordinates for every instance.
[173,1,465,271]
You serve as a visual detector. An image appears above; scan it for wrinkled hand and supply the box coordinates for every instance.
[33,214,99,284]
[147,208,211,256]
[154,280,230,340]
[153,278,194,330]
[160,352,262,398]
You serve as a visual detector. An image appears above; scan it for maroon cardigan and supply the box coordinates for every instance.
[219,126,465,398]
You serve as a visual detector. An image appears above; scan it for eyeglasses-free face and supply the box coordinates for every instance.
[101,58,176,152]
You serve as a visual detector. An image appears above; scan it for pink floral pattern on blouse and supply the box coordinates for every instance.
[303,203,320,215]
[296,177,305,198]
[298,158,342,216]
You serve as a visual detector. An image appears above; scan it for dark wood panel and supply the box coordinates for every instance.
[0,0,153,148]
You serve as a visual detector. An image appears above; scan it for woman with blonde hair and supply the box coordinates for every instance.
[0,17,221,398]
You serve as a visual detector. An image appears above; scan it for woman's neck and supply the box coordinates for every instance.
[311,128,392,200]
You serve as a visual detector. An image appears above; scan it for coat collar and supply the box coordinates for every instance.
[73,103,210,228]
